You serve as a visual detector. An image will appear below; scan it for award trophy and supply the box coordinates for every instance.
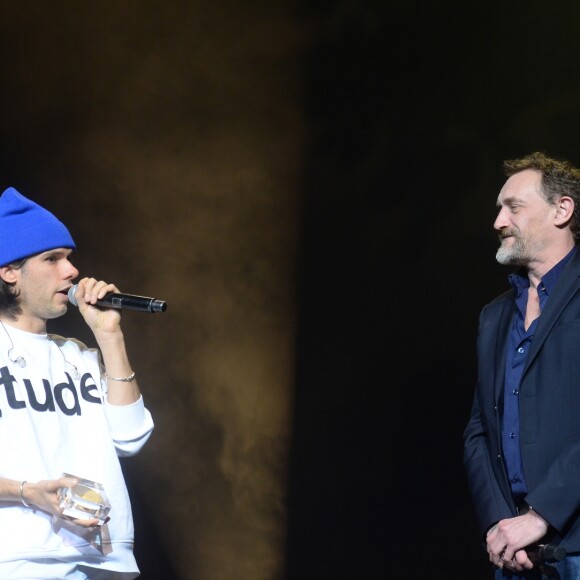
[57,473,111,526]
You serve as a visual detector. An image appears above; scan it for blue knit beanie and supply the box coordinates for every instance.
[0,187,76,266]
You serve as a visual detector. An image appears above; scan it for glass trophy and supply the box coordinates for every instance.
[57,473,111,525]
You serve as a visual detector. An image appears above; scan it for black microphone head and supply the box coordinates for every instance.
[536,543,567,562]
[545,545,567,562]
[67,284,79,307]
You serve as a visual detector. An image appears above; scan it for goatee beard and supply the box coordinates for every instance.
[496,240,526,266]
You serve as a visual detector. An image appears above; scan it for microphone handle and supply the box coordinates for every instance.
[97,293,167,313]
[527,543,567,563]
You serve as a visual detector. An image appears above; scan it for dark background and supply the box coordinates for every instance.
[286,2,580,578]
[3,1,580,579]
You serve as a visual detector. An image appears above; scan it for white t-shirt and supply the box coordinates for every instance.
[0,325,154,578]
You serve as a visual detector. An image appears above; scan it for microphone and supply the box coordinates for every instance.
[526,543,567,563]
[68,284,167,313]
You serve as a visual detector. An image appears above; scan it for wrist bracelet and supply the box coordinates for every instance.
[105,371,136,382]
[20,480,30,508]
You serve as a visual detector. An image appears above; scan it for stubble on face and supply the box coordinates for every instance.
[18,260,69,322]
[495,226,548,267]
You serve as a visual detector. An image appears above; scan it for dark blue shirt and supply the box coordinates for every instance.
[502,247,577,500]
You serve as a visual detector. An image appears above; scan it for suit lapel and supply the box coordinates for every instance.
[522,249,580,378]
[494,297,514,406]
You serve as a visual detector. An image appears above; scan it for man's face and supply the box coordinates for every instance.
[16,248,79,322]
[494,169,558,267]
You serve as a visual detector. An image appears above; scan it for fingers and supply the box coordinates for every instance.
[59,512,108,528]
[75,277,119,305]
[492,548,516,570]
[496,549,515,571]
[67,515,105,528]
[513,548,534,570]
[492,548,532,572]
[73,278,123,332]
[489,541,513,569]
[493,547,507,568]
[58,476,79,489]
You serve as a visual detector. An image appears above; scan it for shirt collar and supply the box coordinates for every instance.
[508,246,577,295]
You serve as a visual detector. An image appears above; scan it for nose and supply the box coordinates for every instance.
[65,260,79,280]
[494,207,509,231]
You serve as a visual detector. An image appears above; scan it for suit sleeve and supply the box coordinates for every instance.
[463,387,513,538]
[463,304,513,538]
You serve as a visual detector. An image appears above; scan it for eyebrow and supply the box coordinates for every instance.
[496,195,525,208]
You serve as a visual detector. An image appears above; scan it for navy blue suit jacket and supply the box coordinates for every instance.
[464,247,580,551]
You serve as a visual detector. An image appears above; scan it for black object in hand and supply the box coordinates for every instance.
[527,544,567,563]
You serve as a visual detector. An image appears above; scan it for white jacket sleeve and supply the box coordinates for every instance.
[104,396,154,456]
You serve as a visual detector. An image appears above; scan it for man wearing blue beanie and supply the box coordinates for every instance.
[0,187,154,579]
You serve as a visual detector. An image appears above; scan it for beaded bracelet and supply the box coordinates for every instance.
[20,480,30,508]
[105,371,136,382]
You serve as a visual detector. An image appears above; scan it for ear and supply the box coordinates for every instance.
[0,265,19,285]
[554,196,575,226]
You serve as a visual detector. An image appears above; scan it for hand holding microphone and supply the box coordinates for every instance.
[68,284,167,313]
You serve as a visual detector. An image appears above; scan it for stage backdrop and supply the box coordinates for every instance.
[4,2,580,579]
[1,2,304,578]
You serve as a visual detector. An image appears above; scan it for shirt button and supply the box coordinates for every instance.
[513,389,519,395]
[510,432,516,439]
[518,347,525,354]
[512,476,519,483]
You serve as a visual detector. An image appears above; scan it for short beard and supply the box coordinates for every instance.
[496,238,528,266]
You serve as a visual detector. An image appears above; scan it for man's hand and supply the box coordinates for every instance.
[73,277,123,335]
[486,509,549,572]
